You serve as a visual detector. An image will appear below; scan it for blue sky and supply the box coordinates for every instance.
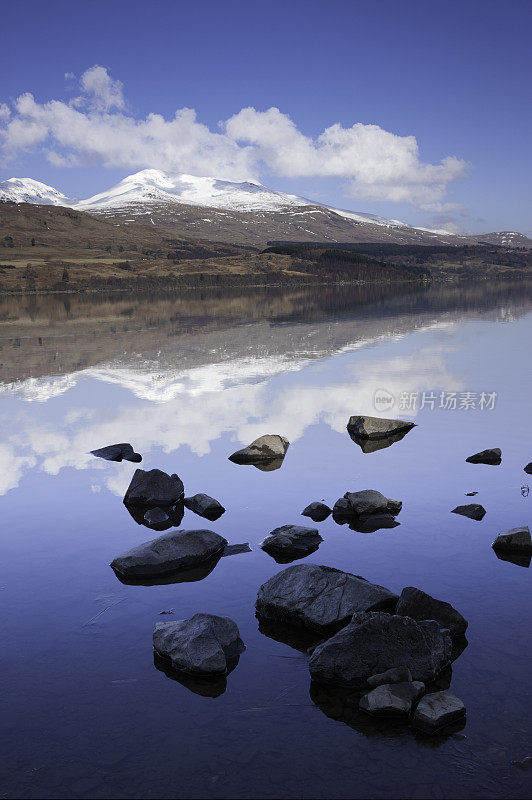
[0,0,530,234]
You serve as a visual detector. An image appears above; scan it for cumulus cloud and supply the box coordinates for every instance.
[0,66,467,208]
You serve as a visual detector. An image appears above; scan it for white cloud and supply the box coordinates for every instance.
[0,66,467,208]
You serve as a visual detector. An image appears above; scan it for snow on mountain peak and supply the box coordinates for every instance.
[0,177,72,206]
[74,169,309,213]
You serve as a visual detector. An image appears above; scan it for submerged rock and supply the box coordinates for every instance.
[309,612,452,689]
[153,613,245,675]
[90,442,142,463]
[395,586,468,638]
[260,525,323,563]
[184,493,225,521]
[451,503,486,521]
[367,667,413,688]
[228,435,289,465]
[492,526,532,555]
[111,529,227,578]
[347,415,415,440]
[412,691,466,733]
[222,542,252,557]
[256,564,398,635]
[359,681,425,717]
[466,448,501,465]
[301,502,332,522]
[465,491,478,497]
[123,468,184,507]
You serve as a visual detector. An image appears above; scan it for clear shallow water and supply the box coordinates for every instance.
[0,281,531,799]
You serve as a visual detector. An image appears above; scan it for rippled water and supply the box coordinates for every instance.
[1,281,531,799]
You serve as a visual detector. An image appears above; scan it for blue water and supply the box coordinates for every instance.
[0,282,531,798]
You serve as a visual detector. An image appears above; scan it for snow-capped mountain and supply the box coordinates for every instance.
[0,177,73,206]
[1,170,529,247]
[75,169,309,213]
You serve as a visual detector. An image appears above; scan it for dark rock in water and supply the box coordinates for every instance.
[260,525,323,563]
[412,691,466,733]
[359,681,425,717]
[222,542,252,557]
[492,526,532,555]
[309,611,452,689]
[451,503,486,521]
[395,586,468,638]
[123,468,184,507]
[333,490,401,526]
[466,448,501,465]
[111,529,227,578]
[512,757,532,771]
[125,501,184,531]
[347,415,416,440]
[228,435,289,465]
[184,493,225,521]
[256,564,398,635]
[153,613,245,676]
[302,502,332,522]
[90,442,142,463]
[524,463,532,475]
[465,491,478,497]
[349,514,400,533]
[367,667,413,688]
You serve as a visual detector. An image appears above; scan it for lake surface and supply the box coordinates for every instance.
[1,280,531,799]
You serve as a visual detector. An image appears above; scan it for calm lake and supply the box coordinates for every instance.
[1,280,531,799]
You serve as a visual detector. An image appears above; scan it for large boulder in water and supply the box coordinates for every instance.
[395,586,468,638]
[184,493,225,521]
[347,415,415,440]
[228,435,289,464]
[260,525,322,563]
[466,448,501,465]
[309,611,452,689]
[255,564,398,635]
[153,613,245,675]
[111,529,227,578]
[123,468,184,507]
[90,442,142,463]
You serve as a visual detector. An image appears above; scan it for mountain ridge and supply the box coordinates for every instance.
[1,171,531,248]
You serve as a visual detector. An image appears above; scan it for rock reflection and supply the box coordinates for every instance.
[112,555,222,586]
[257,617,324,654]
[348,430,412,454]
[493,550,531,568]
[153,652,242,697]
[124,501,185,531]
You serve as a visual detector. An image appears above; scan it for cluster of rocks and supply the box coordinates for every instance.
[256,563,467,734]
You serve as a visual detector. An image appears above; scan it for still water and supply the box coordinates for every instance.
[0,281,531,799]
